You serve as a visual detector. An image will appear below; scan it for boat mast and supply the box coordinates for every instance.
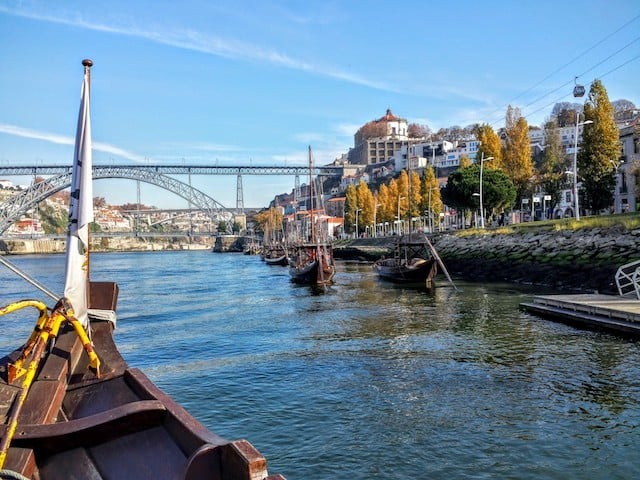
[308,146,315,244]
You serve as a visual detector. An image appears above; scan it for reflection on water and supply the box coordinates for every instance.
[1,252,639,479]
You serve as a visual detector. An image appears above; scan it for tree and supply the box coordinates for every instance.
[217,220,228,233]
[578,79,620,213]
[474,124,503,169]
[408,123,432,139]
[420,167,442,229]
[442,164,516,224]
[539,117,567,211]
[344,184,358,234]
[458,155,472,168]
[356,180,375,234]
[254,207,283,237]
[502,105,533,199]
[93,196,107,209]
[408,171,422,219]
[377,183,393,223]
[612,99,636,113]
[396,171,410,220]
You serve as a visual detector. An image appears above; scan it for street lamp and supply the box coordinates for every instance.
[373,203,381,238]
[478,153,493,228]
[572,113,593,221]
[396,195,405,235]
[354,208,361,238]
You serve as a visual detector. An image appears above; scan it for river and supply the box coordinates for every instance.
[1,251,639,479]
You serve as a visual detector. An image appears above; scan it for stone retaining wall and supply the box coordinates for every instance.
[433,227,640,293]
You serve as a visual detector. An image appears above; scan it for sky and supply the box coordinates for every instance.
[0,0,638,209]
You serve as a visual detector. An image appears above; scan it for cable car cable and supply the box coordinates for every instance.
[482,13,640,124]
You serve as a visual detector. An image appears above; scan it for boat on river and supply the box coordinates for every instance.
[289,242,335,286]
[288,147,335,288]
[0,59,282,480]
[263,245,289,266]
[373,232,437,288]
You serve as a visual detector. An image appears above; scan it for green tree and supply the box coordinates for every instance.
[443,164,516,224]
[502,105,533,199]
[578,79,620,213]
[539,117,568,211]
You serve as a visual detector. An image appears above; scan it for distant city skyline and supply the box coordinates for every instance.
[0,1,638,209]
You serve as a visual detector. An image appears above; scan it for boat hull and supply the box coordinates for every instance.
[0,282,282,480]
[373,257,437,284]
[264,254,289,266]
[289,244,335,286]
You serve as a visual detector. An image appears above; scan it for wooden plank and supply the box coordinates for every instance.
[38,327,84,383]
[89,281,119,311]
[88,425,188,479]
[0,382,21,422]
[19,379,67,425]
[9,400,166,453]
[38,447,104,480]
[521,298,640,337]
[531,294,640,323]
[124,368,228,453]
[220,439,269,480]
[1,446,37,479]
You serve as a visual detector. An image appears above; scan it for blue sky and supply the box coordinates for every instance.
[0,0,638,209]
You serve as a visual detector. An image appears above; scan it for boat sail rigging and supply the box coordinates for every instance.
[288,146,335,288]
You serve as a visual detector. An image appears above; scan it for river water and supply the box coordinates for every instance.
[1,251,639,479]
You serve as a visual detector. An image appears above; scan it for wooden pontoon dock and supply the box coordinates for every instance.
[520,294,640,336]
[521,260,640,336]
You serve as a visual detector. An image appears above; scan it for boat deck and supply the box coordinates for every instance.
[520,294,640,336]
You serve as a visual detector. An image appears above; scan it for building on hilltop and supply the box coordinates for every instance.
[348,109,411,166]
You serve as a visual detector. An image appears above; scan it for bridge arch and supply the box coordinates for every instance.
[0,166,232,234]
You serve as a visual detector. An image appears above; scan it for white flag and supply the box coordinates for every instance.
[64,61,94,328]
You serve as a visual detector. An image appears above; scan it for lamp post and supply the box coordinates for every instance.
[354,208,361,238]
[478,153,493,229]
[572,113,593,221]
[373,203,381,238]
[396,195,405,235]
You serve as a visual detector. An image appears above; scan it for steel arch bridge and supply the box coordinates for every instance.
[0,166,233,234]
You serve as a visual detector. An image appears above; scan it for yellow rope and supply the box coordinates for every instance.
[0,298,100,469]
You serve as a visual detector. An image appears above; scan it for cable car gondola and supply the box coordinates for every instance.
[573,77,585,97]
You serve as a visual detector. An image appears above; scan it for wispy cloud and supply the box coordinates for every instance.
[0,4,400,94]
[0,123,146,162]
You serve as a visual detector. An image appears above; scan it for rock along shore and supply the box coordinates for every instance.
[335,225,640,294]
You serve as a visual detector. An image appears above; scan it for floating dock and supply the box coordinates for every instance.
[520,294,640,336]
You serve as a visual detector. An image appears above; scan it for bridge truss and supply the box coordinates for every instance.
[0,166,234,234]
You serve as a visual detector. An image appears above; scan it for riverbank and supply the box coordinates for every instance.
[334,222,640,294]
[4,223,640,294]
[0,236,213,254]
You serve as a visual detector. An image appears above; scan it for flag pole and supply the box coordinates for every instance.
[63,58,94,328]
